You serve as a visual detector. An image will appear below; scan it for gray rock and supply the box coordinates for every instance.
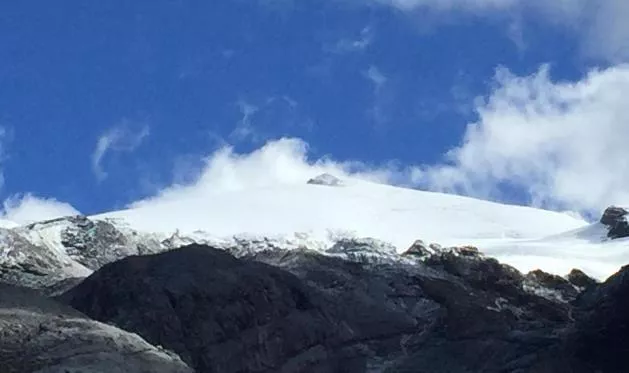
[0,283,193,373]
[1,215,166,291]
[307,173,343,187]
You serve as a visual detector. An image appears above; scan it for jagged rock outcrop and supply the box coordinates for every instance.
[56,242,613,373]
[0,283,193,373]
[600,206,629,239]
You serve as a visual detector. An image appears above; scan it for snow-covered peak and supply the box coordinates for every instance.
[95,179,586,249]
[4,179,629,281]
[89,178,629,278]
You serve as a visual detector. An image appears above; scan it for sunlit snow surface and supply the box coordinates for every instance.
[92,178,629,280]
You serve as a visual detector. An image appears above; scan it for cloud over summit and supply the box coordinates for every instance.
[131,64,629,217]
[415,64,629,215]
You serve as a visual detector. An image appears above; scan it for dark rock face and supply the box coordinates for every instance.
[60,245,356,373]
[0,283,193,373]
[600,206,629,239]
[566,265,629,372]
[566,269,598,289]
[526,269,580,302]
[57,243,623,373]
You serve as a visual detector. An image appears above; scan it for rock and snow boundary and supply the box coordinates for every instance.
[1,174,628,288]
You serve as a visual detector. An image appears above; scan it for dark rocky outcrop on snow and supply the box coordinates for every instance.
[0,283,193,373]
[56,242,623,373]
[600,205,629,239]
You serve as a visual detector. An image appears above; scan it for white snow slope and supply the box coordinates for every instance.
[91,176,629,281]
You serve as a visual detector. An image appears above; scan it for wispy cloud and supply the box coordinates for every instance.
[229,96,314,143]
[371,0,629,63]
[364,65,387,92]
[363,65,391,127]
[92,120,150,182]
[229,100,260,143]
[0,127,12,191]
[329,26,374,54]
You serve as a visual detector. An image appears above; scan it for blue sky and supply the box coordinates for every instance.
[1,1,629,222]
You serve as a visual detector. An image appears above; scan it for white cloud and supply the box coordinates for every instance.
[92,121,150,182]
[123,65,629,219]
[1,193,80,225]
[130,138,397,208]
[372,0,629,63]
[414,64,629,215]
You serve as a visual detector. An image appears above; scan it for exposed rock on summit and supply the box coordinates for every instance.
[307,173,343,186]
[600,206,629,239]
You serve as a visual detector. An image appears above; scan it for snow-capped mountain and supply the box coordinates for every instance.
[0,174,627,284]
[95,175,627,279]
[3,174,629,372]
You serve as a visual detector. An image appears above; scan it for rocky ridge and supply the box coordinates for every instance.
[55,242,628,372]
